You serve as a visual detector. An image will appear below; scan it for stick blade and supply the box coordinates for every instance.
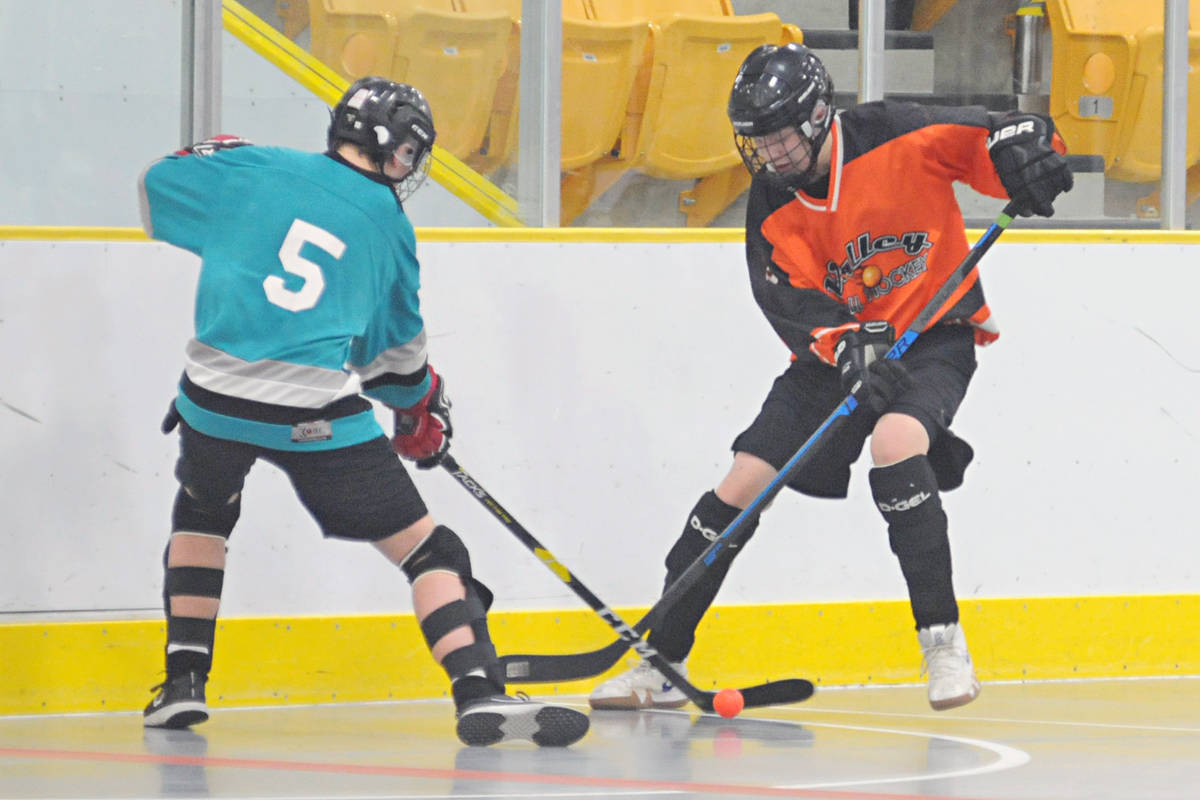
[740,678,815,709]
[499,638,629,683]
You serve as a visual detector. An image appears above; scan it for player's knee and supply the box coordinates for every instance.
[715,453,777,508]
[869,455,948,556]
[171,486,240,538]
[400,525,473,583]
[869,413,929,467]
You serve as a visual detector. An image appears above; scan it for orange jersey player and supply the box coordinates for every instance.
[589,43,1071,714]
[749,99,1013,365]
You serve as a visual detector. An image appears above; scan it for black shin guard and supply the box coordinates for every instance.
[402,526,504,701]
[161,544,224,676]
[869,455,959,629]
[648,490,759,661]
[165,617,217,675]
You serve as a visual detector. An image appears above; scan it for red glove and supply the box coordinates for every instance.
[391,367,452,469]
[175,134,252,157]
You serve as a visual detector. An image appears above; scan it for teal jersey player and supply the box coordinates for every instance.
[136,78,589,748]
[140,142,431,450]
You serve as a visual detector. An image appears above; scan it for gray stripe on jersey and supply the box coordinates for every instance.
[184,339,360,407]
[351,329,429,382]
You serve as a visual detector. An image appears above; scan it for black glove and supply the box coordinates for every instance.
[833,321,912,415]
[987,112,1074,217]
[174,134,253,157]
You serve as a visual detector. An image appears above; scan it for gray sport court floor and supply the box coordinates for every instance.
[2,677,1197,799]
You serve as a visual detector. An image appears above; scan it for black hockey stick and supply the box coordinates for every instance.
[440,453,815,712]
[496,201,1021,682]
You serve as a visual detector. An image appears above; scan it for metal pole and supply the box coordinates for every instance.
[1161,0,1189,229]
[181,0,222,147]
[517,0,562,227]
[858,0,886,102]
[1013,2,1047,113]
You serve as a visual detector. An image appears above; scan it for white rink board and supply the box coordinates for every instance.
[0,239,1197,616]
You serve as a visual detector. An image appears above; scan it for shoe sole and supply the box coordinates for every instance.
[457,705,589,747]
[589,692,689,711]
[930,682,982,711]
[144,702,209,729]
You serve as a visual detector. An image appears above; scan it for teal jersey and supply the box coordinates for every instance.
[139,146,432,449]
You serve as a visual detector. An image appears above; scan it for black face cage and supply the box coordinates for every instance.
[734,130,816,193]
[735,133,770,180]
[394,147,433,203]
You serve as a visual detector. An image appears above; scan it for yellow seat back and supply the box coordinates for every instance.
[1045,0,1200,181]
[636,13,784,179]
[308,1,511,161]
[455,0,648,174]
[562,19,650,169]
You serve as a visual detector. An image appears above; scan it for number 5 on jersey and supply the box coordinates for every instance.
[264,219,344,311]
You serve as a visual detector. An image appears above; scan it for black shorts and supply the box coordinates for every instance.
[174,419,428,541]
[731,324,978,498]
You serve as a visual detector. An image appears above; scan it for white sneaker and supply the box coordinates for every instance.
[589,658,689,710]
[918,622,981,711]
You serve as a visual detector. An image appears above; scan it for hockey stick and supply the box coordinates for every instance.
[497,201,1021,683]
[440,453,815,712]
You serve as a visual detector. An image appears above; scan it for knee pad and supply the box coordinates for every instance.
[171,486,240,538]
[869,455,948,557]
[400,525,475,584]
[401,526,501,684]
[664,490,758,580]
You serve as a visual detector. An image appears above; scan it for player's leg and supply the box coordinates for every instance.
[288,437,587,747]
[591,360,862,711]
[589,453,772,710]
[868,324,980,710]
[145,422,254,729]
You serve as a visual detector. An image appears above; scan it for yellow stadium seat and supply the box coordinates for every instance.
[584,1,800,224]
[457,1,652,224]
[451,0,521,175]
[276,0,310,39]
[308,1,512,161]
[559,15,652,223]
[1045,0,1200,183]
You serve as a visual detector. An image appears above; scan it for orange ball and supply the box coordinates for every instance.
[713,688,744,718]
[862,265,882,288]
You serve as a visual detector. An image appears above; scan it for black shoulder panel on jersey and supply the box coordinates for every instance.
[745,175,801,287]
[744,177,856,362]
[838,101,992,166]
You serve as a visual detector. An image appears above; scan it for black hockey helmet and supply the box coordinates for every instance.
[328,77,437,201]
[728,43,835,189]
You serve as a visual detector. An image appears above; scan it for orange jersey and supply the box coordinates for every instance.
[745,101,1007,365]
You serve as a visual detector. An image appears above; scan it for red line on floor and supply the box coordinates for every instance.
[0,745,1012,800]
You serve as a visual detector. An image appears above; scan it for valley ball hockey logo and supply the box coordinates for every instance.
[824,230,934,313]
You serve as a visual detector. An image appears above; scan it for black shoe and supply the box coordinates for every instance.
[456,693,589,747]
[143,671,209,729]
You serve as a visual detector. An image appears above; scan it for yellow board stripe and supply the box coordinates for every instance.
[5,226,1200,244]
[220,0,522,226]
[3,594,1196,715]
